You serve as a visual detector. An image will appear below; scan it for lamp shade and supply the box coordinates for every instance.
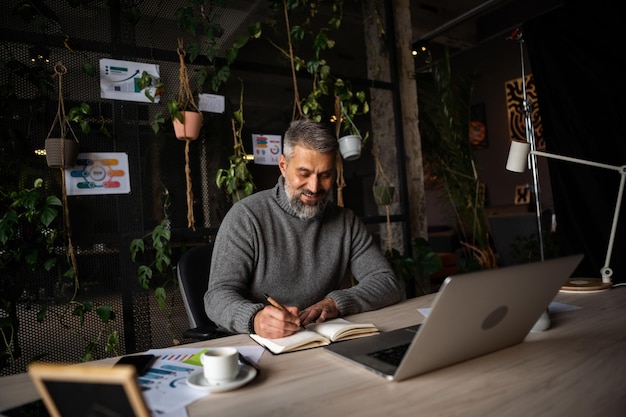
[506,140,531,172]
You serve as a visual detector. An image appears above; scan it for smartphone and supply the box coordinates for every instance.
[115,354,156,376]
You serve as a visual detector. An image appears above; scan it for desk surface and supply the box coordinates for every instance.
[2,288,625,416]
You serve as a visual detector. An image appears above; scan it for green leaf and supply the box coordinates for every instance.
[106,330,119,353]
[232,34,249,50]
[72,305,86,325]
[154,287,167,310]
[96,305,114,323]
[81,62,95,77]
[37,306,48,322]
[187,42,202,63]
[291,26,304,42]
[137,265,152,289]
[43,257,56,271]
[129,239,145,262]
[249,21,262,38]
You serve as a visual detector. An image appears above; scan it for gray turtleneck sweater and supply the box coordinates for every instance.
[204,176,404,334]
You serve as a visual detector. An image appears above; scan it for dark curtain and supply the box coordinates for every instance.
[524,0,626,284]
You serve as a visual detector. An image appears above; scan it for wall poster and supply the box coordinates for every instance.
[64,152,130,196]
[505,75,544,150]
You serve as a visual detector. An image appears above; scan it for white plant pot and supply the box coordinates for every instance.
[338,135,362,161]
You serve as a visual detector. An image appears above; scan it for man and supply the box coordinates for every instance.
[205,119,404,339]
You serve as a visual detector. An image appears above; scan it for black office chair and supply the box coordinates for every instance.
[177,244,233,340]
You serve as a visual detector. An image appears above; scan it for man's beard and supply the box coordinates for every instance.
[284,180,330,219]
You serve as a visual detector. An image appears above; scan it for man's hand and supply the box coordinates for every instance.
[299,298,339,326]
[253,305,301,338]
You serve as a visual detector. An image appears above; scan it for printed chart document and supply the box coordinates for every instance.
[250,318,379,354]
[143,346,263,416]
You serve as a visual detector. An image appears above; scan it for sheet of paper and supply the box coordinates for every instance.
[141,346,264,416]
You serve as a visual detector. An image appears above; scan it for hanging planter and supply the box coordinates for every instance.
[338,134,362,161]
[373,185,395,206]
[171,38,203,142]
[170,38,204,230]
[336,100,365,161]
[173,110,203,141]
[45,63,79,168]
[371,139,398,257]
[45,138,79,168]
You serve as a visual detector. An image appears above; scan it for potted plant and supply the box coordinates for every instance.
[416,50,496,271]
[216,80,255,203]
[332,81,370,161]
[170,38,203,141]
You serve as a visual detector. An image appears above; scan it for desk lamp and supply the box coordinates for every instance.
[506,140,624,292]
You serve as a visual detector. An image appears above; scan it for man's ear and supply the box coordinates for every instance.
[278,154,287,176]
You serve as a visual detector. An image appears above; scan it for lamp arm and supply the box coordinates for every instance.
[531,150,623,173]
[532,150,626,284]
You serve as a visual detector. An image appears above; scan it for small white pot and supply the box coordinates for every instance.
[338,134,362,161]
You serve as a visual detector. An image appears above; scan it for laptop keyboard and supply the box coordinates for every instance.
[367,343,410,366]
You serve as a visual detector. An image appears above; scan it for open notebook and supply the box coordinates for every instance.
[325,255,583,381]
[250,318,379,354]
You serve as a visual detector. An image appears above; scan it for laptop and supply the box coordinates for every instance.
[325,254,583,381]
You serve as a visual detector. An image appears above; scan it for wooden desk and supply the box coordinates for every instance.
[2,288,625,416]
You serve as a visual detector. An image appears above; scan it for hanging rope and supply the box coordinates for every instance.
[336,155,345,207]
[372,140,394,253]
[176,38,200,114]
[47,62,79,144]
[333,96,346,207]
[49,62,79,288]
[372,140,392,188]
[184,139,194,230]
[176,39,198,230]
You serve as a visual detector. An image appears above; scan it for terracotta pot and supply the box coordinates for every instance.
[338,134,362,161]
[173,111,203,141]
[373,186,395,205]
[45,138,79,168]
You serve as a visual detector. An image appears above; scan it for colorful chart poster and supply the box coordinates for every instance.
[64,152,130,196]
[100,58,160,103]
[252,134,281,166]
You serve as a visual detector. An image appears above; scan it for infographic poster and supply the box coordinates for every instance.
[65,152,130,196]
[252,134,281,166]
[100,58,160,103]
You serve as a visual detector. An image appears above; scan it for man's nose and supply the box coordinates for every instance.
[306,176,319,192]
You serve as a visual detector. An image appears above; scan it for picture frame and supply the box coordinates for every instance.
[505,75,545,150]
[470,103,488,149]
[28,363,150,417]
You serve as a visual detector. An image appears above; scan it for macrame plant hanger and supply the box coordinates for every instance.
[47,62,79,288]
[334,96,346,207]
[176,38,201,230]
[372,140,395,253]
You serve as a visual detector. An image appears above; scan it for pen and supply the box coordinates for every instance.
[264,293,306,329]
[264,293,288,312]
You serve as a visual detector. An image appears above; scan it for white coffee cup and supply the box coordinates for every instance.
[200,347,239,386]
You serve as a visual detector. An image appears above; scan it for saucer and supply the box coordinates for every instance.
[186,365,257,392]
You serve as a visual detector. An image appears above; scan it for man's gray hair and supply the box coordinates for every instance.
[283,119,338,160]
